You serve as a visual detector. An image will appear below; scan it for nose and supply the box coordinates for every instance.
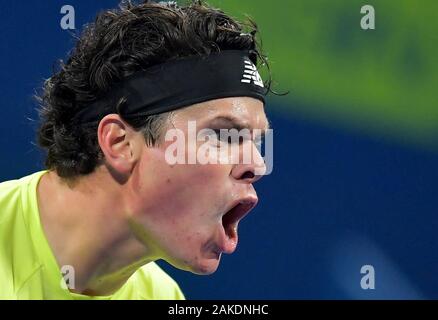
[230,141,266,184]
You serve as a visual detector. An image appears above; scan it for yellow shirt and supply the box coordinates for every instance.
[0,171,185,300]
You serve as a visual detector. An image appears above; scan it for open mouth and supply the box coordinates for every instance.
[221,200,257,245]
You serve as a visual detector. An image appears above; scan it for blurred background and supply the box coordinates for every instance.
[0,0,437,299]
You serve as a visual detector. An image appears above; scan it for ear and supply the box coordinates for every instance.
[97,114,141,176]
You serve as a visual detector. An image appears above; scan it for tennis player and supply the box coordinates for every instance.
[0,0,270,299]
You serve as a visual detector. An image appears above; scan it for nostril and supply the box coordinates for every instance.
[240,171,255,180]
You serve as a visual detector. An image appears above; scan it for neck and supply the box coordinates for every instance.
[37,167,155,296]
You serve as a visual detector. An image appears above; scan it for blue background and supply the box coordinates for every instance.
[0,1,437,299]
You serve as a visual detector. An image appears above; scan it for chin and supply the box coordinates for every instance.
[167,255,220,275]
[192,265,219,275]
[188,257,221,275]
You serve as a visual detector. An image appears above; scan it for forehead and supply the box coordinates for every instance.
[173,97,269,130]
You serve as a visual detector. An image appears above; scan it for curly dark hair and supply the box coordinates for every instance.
[37,0,269,179]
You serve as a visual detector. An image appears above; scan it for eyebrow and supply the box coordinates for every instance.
[208,115,271,132]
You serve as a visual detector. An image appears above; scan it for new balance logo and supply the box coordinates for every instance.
[241,59,264,88]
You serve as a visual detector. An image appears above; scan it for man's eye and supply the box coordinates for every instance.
[213,129,231,144]
[212,129,224,142]
[213,129,245,144]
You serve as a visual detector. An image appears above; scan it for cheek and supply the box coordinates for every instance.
[132,148,231,231]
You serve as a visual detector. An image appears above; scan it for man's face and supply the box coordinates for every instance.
[127,97,269,274]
